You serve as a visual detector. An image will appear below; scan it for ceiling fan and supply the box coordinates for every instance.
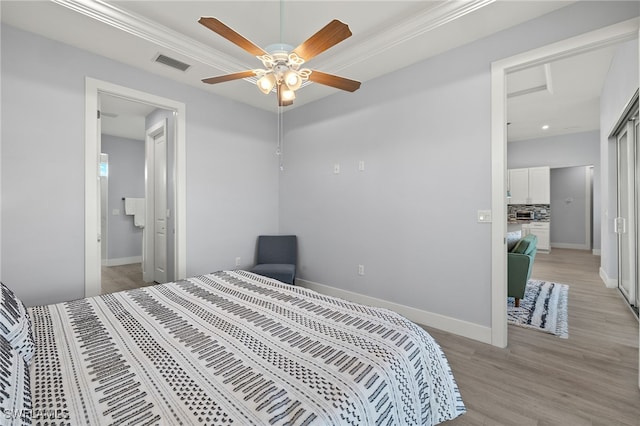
[198,17,361,106]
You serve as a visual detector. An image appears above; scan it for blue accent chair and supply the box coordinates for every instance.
[250,235,297,285]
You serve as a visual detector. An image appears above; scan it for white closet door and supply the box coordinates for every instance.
[616,119,637,310]
[153,128,168,284]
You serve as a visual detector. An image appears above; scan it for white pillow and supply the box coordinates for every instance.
[0,283,35,364]
[0,335,32,425]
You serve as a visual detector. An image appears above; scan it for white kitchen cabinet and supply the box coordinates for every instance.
[508,168,530,204]
[522,222,550,252]
[508,166,550,204]
[528,167,550,204]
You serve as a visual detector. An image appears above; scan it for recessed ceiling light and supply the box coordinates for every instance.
[541,124,550,130]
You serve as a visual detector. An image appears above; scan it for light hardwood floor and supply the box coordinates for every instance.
[101,263,154,294]
[426,248,640,425]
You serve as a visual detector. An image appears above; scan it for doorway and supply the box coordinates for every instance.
[85,77,187,298]
[490,19,639,347]
[99,94,174,293]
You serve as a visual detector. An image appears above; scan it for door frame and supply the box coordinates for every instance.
[85,77,186,297]
[490,18,639,348]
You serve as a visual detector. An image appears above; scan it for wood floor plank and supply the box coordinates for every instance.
[101,263,153,294]
[426,249,639,425]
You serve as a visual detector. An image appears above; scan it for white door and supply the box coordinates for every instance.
[635,114,640,311]
[616,117,637,312]
[153,127,168,283]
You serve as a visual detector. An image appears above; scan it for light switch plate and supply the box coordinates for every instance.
[477,210,492,223]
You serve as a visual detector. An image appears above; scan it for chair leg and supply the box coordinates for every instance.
[515,298,520,308]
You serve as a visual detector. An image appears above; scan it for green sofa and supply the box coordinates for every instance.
[508,234,538,307]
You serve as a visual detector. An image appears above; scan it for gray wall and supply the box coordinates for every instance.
[280,2,638,327]
[101,134,145,261]
[0,2,637,333]
[600,38,639,282]
[1,24,279,306]
[508,130,601,250]
[550,166,591,248]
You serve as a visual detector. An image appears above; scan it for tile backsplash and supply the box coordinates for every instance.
[508,204,550,222]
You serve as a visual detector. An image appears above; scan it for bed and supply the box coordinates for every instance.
[0,271,465,425]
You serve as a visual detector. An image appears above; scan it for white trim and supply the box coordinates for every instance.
[592,249,602,256]
[490,59,508,348]
[491,18,640,348]
[585,166,593,250]
[85,77,186,298]
[600,267,618,289]
[103,256,143,267]
[297,279,492,344]
[316,0,495,73]
[174,110,187,282]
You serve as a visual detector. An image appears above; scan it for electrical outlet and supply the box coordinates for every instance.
[334,163,340,174]
[358,264,365,276]
[358,160,365,171]
[235,257,241,267]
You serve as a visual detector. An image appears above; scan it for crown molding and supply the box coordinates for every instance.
[51,0,495,81]
[51,0,253,74]
[313,0,496,72]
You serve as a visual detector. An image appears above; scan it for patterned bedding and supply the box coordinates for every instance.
[26,271,465,425]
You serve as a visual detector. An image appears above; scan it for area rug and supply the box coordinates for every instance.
[507,280,569,338]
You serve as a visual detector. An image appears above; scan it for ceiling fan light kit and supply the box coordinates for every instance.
[198,17,361,107]
[254,47,311,99]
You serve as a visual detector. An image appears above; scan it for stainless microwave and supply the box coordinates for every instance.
[516,210,535,220]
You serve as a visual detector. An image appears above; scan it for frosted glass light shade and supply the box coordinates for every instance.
[283,70,302,91]
[257,74,276,94]
[280,87,296,101]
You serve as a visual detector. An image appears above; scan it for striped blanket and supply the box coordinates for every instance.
[28,271,465,425]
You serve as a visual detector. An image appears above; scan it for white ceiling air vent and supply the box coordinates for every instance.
[154,53,191,72]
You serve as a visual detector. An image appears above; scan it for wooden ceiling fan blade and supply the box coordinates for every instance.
[292,20,352,61]
[199,17,267,57]
[202,70,255,84]
[308,70,361,92]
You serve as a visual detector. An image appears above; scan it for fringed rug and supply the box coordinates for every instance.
[508,280,569,338]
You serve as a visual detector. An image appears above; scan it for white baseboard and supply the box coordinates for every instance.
[599,267,618,288]
[103,256,142,267]
[296,278,492,345]
[551,242,590,250]
[592,249,601,255]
